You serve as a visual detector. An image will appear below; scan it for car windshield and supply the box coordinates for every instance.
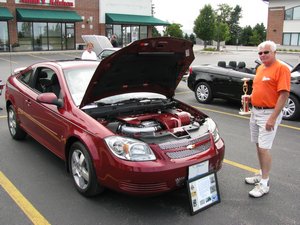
[63,65,98,106]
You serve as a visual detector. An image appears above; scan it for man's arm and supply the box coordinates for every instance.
[266,90,289,131]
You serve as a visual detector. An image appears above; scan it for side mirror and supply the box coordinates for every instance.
[37,93,63,108]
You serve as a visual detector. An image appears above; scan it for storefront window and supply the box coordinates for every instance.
[283,33,300,46]
[131,26,139,42]
[283,33,290,46]
[140,26,147,40]
[48,23,62,50]
[65,23,75,50]
[17,22,76,51]
[17,22,33,51]
[0,21,9,52]
[294,7,300,20]
[285,8,293,20]
[106,24,150,47]
[113,25,122,46]
[33,23,48,50]
[291,33,299,46]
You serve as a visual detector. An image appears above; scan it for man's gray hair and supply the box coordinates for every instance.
[258,40,277,52]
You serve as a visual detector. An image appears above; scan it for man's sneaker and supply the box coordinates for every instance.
[249,183,269,198]
[245,173,261,184]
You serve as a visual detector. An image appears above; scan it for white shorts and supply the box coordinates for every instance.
[249,107,282,149]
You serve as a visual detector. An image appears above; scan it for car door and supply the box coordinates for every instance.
[21,66,68,158]
[225,70,254,100]
[209,68,233,97]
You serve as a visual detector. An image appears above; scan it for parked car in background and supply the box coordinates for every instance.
[98,47,120,60]
[187,60,300,120]
[5,37,225,197]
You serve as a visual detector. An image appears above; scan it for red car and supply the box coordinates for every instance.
[5,37,225,197]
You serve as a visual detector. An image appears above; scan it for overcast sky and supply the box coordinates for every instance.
[152,0,269,34]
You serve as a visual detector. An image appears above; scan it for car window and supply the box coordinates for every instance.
[34,68,61,97]
[63,65,98,106]
[99,49,116,59]
[18,70,33,85]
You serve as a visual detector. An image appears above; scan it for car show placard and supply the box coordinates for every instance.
[187,172,220,215]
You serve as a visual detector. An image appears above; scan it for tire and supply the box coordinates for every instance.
[69,142,103,197]
[7,105,27,140]
[282,95,300,120]
[194,82,213,104]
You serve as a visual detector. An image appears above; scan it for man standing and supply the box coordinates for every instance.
[245,40,290,198]
[110,35,119,47]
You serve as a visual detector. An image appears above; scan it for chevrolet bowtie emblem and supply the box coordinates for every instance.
[187,144,195,150]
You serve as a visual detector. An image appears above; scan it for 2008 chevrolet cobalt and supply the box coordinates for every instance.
[5,37,224,197]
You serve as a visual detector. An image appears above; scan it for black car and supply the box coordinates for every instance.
[187,60,300,120]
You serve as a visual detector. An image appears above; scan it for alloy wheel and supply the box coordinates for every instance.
[71,149,90,190]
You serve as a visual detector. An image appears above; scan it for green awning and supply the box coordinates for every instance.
[106,13,169,26]
[0,7,13,21]
[16,8,83,22]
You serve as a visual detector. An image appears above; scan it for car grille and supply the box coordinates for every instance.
[158,134,211,159]
[119,181,169,193]
[158,134,210,150]
[165,142,211,159]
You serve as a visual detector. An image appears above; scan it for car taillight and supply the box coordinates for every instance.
[189,67,193,74]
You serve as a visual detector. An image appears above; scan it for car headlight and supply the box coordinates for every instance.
[104,136,156,161]
[206,118,220,142]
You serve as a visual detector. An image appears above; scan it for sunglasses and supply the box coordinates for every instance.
[258,51,270,55]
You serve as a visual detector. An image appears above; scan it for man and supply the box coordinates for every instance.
[110,35,119,47]
[245,40,290,198]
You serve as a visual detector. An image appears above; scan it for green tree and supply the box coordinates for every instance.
[227,5,242,45]
[214,21,230,50]
[253,23,266,43]
[184,33,189,40]
[240,26,253,45]
[152,26,161,37]
[193,4,216,48]
[249,30,261,46]
[163,23,183,38]
[217,3,233,23]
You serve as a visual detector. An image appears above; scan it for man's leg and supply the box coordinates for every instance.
[257,145,272,179]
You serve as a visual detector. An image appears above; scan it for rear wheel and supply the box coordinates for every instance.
[194,82,213,104]
[7,105,27,140]
[282,95,300,120]
[69,142,103,197]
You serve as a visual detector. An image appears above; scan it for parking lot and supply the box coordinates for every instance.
[0,48,300,225]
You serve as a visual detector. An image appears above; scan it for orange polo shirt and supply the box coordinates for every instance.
[251,60,290,107]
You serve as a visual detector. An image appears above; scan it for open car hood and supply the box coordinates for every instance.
[80,37,194,108]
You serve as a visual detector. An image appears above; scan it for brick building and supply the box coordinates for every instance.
[0,0,168,52]
[265,0,300,47]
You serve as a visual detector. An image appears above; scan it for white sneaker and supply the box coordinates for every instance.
[245,173,261,184]
[249,183,269,198]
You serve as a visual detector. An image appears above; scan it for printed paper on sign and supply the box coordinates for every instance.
[188,160,208,179]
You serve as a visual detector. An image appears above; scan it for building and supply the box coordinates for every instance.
[265,0,300,47]
[0,0,169,52]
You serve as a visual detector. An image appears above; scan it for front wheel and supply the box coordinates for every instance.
[194,82,213,104]
[282,95,300,120]
[69,142,103,197]
[7,105,27,140]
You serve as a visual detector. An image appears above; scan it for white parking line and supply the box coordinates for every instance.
[28,54,51,60]
[0,57,18,64]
